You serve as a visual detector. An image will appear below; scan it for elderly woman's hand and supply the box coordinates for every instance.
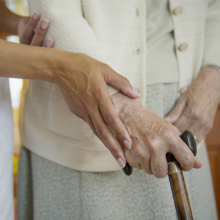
[111,92,202,178]
[165,67,220,143]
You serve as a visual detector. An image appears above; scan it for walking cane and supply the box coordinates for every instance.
[123,130,197,220]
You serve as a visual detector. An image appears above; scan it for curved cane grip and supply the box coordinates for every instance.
[180,130,197,156]
[166,130,197,163]
[122,163,133,176]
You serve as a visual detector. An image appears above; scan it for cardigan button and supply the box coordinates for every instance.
[173,6,183,16]
[178,43,188,51]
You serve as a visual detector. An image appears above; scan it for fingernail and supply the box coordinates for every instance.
[41,19,49,30]
[132,88,141,97]
[117,158,125,168]
[32,12,40,20]
[45,38,53,47]
[123,140,131,150]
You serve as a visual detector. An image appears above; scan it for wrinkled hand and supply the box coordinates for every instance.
[111,92,202,178]
[53,52,141,168]
[166,67,220,143]
[17,12,54,47]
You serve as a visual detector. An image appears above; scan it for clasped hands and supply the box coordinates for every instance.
[113,66,220,177]
[17,12,220,178]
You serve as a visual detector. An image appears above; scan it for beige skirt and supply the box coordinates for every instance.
[17,83,218,220]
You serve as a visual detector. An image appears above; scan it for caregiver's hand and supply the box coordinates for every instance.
[15,12,137,168]
[166,67,220,143]
[111,92,202,178]
[17,12,54,47]
[53,52,140,168]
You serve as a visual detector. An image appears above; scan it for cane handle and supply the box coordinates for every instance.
[166,130,197,163]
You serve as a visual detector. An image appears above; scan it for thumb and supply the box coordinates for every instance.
[165,96,186,123]
[102,65,140,99]
[193,156,202,169]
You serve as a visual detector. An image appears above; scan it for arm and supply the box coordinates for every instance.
[0,2,141,168]
[0,39,54,80]
[23,1,144,167]
[0,38,140,168]
[166,1,220,142]
[0,0,22,36]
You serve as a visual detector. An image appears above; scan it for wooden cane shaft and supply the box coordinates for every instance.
[169,171,193,220]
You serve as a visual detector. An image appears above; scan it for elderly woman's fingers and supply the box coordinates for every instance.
[19,12,40,44]
[173,113,192,133]
[31,19,50,46]
[165,95,186,123]
[43,38,55,48]
[168,137,195,172]
[193,156,203,168]
[150,152,168,178]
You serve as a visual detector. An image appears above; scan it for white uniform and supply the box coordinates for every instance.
[0,78,14,220]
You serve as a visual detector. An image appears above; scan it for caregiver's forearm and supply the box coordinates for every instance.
[0,39,54,81]
[0,1,22,35]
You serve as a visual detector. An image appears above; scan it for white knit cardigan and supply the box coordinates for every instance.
[22,0,220,172]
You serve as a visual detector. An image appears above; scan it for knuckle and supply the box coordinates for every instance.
[36,30,46,37]
[147,136,158,148]
[120,76,130,87]
[101,64,111,74]
[147,138,161,156]
[161,128,175,140]
[181,152,194,170]
[192,107,202,119]
[30,19,37,26]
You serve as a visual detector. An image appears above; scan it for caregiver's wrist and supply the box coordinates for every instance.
[50,50,79,83]
[32,47,59,83]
